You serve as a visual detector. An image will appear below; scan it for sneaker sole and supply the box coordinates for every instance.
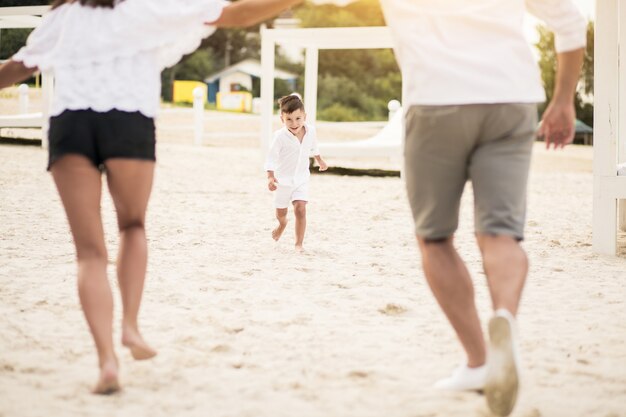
[485,315,519,416]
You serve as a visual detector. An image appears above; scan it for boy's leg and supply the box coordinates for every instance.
[293,200,307,249]
[104,158,157,361]
[273,208,288,241]
[50,155,119,394]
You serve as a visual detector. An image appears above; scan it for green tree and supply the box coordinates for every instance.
[0,28,32,59]
[294,0,401,121]
[0,0,48,59]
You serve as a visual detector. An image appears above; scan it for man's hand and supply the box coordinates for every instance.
[318,160,328,172]
[538,100,576,149]
[538,47,584,150]
[268,177,278,191]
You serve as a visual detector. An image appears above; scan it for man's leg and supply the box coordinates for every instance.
[469,104,536,416]
[476,234,527,315]
[418,237,486,368]
[403,105,486,390]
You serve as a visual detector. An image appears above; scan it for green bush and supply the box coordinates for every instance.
[317,103,365,122]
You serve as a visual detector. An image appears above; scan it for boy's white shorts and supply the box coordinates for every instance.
[274,182,309,208]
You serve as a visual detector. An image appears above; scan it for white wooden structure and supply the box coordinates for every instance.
[593,0,626,255]
[260,26,396,151]
[318,103,402,160]
[0,6,53,148]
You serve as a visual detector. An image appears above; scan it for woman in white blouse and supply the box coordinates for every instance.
[0,0,300,395]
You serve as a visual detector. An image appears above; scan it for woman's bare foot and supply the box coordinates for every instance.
[272,222,287,241]
[122,327,157,360]
[295,245,305,252]
[93,358,120,395]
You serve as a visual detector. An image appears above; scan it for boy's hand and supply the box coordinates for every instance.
[318,160,328,172]
[268,177,278,191]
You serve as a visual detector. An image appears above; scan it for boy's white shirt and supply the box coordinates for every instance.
[265,123,320,188]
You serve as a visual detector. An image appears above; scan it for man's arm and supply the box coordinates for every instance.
[537,48,585,149]
[0,60,38,90]
[211,0,303,28]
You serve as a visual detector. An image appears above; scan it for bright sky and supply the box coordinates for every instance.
[572,0,595,18]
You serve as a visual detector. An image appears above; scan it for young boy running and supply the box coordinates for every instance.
[265,94,327,251]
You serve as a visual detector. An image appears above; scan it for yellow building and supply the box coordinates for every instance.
[172,81,207,104]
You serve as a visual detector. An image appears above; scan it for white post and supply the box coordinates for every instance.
[593,0,619,254]
[304,47,319,124]
[40,72,54,149]
[619,1,626,232]
[619,200,626,232]
[387,99,401,121]
[18,84,29,114]
[193,86,205,146]
[260,27,275,152]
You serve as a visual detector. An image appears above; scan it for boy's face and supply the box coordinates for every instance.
[281,109,306,136]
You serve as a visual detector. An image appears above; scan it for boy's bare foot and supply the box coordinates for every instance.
[93,359,120,395]
[122,327,157,360]
[295,245,305,252]
[272,223,287,241]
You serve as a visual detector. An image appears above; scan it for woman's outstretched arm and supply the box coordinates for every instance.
[211,0,303,28]
[0,60,37,90]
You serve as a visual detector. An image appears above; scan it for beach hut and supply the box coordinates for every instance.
[204,58,297,104]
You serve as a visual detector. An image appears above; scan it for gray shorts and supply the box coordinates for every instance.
[404,103,537,240]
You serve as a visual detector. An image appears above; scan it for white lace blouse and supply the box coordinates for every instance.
[13,0,227,118]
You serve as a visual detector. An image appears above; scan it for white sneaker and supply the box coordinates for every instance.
[433,363,487,391]
[485,309,521,416]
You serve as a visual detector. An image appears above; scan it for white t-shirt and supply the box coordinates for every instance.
[264,124,320,188]
[12,0,227,117]
[380,0,587,106]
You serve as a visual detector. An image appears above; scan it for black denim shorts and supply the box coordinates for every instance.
[47,109,156,171]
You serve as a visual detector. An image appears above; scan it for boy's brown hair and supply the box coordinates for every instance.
[278,95,304,114]
[52,0,117,9]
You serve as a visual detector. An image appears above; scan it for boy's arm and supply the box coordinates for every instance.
[265,134,282,190]
[0,60,38,90]
[313,155,328,172]
[211,0,303,28]
[267,170,278,191]
[309,126,327,171]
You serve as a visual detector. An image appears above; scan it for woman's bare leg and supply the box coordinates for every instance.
[50,155,119,394]
[105,159,156,360]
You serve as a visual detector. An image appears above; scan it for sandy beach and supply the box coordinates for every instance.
[0,96,625,417]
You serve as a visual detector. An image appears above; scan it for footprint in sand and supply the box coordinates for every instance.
[378,303,408,316]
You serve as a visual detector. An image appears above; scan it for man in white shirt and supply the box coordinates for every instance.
[265,94,328,251]
[380,0,586,415]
